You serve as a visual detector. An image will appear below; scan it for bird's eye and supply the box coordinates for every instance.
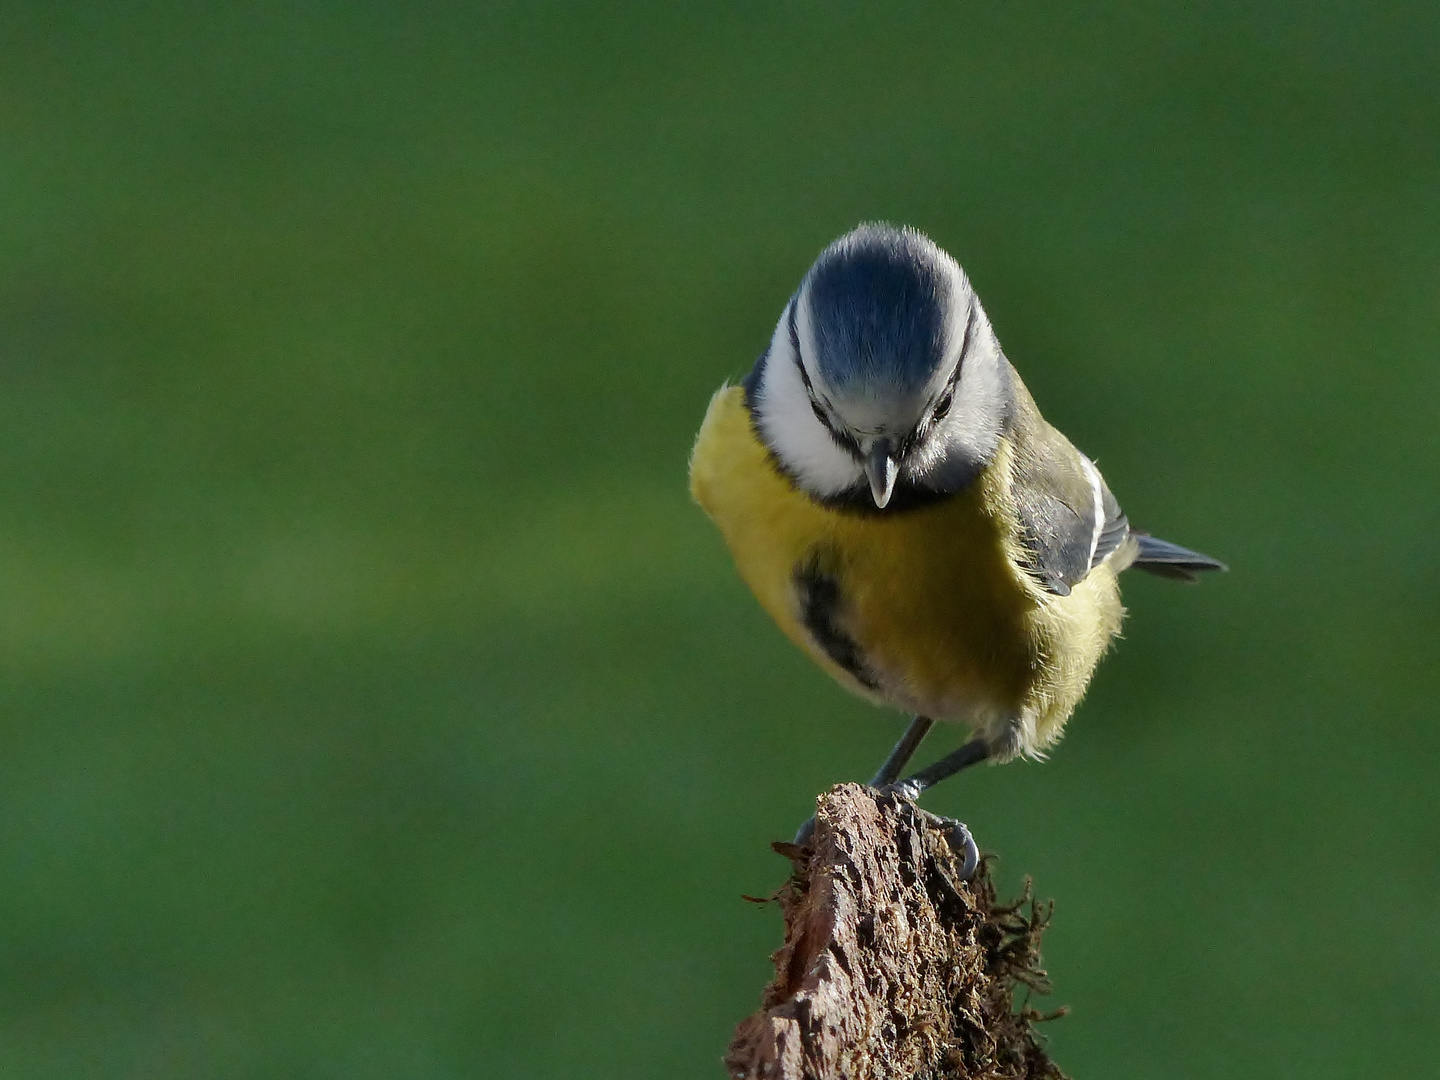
[933,387,954,421]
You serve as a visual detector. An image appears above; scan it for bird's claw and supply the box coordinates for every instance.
[933,814,980,880]
[872,782,980,878]
[793,792,979,880]
[880,779,923,802]
[793,816,817,847]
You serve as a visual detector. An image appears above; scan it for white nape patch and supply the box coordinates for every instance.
[754,301,863,497]
[1079,454,1106,566]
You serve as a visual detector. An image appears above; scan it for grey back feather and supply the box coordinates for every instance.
[1005,377,1126,596]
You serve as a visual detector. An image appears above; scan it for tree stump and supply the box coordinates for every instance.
[726,783,1067,1080]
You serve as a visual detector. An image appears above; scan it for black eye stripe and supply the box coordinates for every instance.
[940,304,976,402]
[918,304,975,430]
[788,301,818,395]
[789,325,830,424]
[789,298,861,454]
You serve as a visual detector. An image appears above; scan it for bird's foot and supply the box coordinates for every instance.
[881,777,924,802]
[792,815,817,848]
[875,783,980,879]
[793,788,980,880]
[917,808,980,880]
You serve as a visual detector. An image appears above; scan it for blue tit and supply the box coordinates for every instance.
[689,223,1224,857]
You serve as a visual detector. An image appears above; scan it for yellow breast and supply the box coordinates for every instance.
[689,385,1124,756]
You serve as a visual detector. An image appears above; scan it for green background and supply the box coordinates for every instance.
[1,2,1436,1076]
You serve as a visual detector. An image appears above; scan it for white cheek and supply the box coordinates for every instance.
[906,313,1007,485]
[755,313,862,498]
[946,323,1006,451]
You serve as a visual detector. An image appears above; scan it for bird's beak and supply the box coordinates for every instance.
[863,439,899,509]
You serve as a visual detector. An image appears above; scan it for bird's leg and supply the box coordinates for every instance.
[888,735,991,800]
[868,714,935,786]
[793,715,936,847]
[792,717,993,877]
[881,735,992,879]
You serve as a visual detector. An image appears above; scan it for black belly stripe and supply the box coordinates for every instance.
[793,558,879,691]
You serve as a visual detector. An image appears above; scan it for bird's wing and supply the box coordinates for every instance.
[1005,385,1129,597]
[1130,533,1227,581]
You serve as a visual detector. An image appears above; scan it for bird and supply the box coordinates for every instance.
[688,223,1224,871]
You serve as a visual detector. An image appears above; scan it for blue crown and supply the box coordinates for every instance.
[804,225,952,397]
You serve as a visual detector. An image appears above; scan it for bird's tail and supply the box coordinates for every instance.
[1130,532,1227,582]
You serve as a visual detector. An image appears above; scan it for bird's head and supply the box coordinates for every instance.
[749,224,1012,510]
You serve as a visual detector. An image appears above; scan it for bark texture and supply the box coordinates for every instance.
[726,784,1066,1080]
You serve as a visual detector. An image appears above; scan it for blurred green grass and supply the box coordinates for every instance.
[0,2,1436,1076]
